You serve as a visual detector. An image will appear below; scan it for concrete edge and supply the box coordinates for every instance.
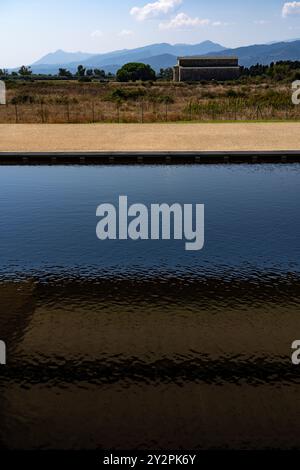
[0,150,299,164]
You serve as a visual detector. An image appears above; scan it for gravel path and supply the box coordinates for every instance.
[0,123,299,152]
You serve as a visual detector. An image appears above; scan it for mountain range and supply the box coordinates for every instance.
[18,39,300,74]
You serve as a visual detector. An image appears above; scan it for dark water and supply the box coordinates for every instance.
[0,164,300,450]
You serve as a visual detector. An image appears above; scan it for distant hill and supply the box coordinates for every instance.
[80,54,178,75]
[12,39,300,75]
[33,49,95,65]
[27,41,225,74]
[206,40,300,67]
[78,41,225,67]
[139,54,177,71]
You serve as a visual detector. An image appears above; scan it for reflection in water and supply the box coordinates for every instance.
[1,274,300,450]
[0,164,300,449]
[0,281,36,449]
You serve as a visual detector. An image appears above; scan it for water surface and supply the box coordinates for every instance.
[0,164,300,450]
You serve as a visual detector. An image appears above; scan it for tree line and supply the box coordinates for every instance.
[241,61,300,81]
[0,62,173,82]
[1,60,300,82]
[0,65,111,81]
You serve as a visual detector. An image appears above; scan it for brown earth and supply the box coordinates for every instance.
[0,123,299,152]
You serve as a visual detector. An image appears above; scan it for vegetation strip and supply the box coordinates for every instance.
[1,60,300,124]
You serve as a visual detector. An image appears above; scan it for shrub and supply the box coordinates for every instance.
[106,87,147,102]
[11,94,36,104]
[225,89,247,98]
[78,76,92,83]
[156,95,174,104]
[116,63,156,82]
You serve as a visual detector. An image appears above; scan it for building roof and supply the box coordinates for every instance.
[177,56,238,60]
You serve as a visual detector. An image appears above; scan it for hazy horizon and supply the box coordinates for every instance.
[1,0,300,68]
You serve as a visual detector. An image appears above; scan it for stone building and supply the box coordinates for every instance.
[173,56,240,82]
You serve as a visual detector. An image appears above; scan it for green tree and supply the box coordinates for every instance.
[107,72,115,80]
[18,65,32,77]
[158,68,173,81]
[94,68,106,79]
[58,68,73,79]
[76,65,86,77]
[116,63,156,82]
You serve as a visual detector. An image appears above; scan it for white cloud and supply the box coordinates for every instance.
[159,13,210,30]
[130,0,182,21]
[118,29,134,36]
[212,21,231,27]
[91,30,104,37]
[282,2,300,17]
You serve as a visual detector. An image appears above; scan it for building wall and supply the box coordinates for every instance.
[178,57,238,68]
[177,66,241,82]
[173,66,179,82]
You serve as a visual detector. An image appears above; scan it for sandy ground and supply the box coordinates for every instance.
[0,123,299,152]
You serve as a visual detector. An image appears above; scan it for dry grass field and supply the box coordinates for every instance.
[0,80,298,124]
[1,123,299,152]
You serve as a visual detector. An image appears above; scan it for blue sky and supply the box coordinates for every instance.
[1,0,300,68]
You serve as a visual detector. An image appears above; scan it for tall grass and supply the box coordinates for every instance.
[0,80,298,123]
